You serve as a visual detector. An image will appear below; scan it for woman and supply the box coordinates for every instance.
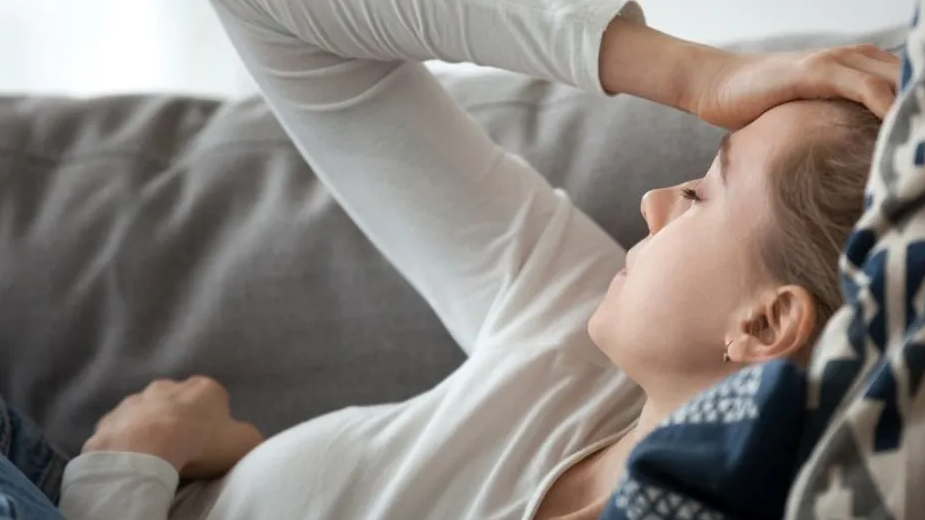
[4,0,902,519]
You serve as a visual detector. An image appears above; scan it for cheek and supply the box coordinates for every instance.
[590,229,743,366]
[590,265,703,376]
[615,258,693,325]
[590,251,688,352]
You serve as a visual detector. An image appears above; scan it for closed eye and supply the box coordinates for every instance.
[680,187,701,202]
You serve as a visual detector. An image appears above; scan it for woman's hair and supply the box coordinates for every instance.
[759,100,881,348]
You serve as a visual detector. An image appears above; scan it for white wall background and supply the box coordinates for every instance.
[0,0,916,98]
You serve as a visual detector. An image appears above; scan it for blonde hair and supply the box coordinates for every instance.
[760,100,881,344]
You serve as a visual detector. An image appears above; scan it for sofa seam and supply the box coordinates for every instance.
[0,139,298,170]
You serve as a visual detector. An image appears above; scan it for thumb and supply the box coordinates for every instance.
[227,422,265,455]
[182,421,265,479]
[210,421,265,465]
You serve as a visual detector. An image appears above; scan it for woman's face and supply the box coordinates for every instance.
[588,102,812,400]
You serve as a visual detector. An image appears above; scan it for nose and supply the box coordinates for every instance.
[640,187,675,235]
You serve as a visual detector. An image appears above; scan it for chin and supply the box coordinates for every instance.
[587,299,632,367]
[586,303,612,351]
[587,304,602,340]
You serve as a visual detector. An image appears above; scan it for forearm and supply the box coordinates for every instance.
[598,17,730,113]
[239,0,727,110]
[222,0,644,94]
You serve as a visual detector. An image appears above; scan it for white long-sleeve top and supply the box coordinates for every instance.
[58,0,647,519]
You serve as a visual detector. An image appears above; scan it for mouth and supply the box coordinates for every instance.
[622,250,637,275]
[623,239,646,274]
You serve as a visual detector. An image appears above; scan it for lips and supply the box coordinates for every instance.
[623,249,637,275]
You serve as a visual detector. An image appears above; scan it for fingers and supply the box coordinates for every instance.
[186,375,225,393]
[837,64,898,118]
[212,422,264,462]
[145,379,179,396]
[182,421,264,479]
[799,46,900,119]
[822,63,896,118]
[846,43,901,66]
[96,375,232,429]
[855,57,900,88]
[859,73,898,118]
[142,376,229,404]
[821,66,895,119]
[839,49,901,88]
[185,375,231,408]
[93,393,141,431]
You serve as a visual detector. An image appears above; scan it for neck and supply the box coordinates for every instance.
[601,390,697,467]
[589,385,714,498]
[628,398,680,442]
[590,395,688,486]
[630,371,728,440]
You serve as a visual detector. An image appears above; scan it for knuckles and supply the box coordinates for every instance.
[141,375,228,399]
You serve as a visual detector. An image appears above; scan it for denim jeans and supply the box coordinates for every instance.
[0,396,69,520]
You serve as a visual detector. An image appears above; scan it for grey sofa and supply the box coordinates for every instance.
[0,26,907,456]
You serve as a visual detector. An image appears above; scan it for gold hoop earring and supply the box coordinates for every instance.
[723,340,733,363]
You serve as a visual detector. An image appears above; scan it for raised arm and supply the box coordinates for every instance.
[209,0,643,354]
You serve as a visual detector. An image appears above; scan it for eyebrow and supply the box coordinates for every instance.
[718,133,732,186]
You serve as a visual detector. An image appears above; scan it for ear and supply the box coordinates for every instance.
[729,285,817,364]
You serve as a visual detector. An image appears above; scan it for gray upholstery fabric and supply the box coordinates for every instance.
[0,26,907,455]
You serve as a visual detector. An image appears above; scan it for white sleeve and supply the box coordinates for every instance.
[58,453,178,520]
[210,0,639,354]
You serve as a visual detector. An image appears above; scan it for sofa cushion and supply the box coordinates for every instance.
[0,25,907,455]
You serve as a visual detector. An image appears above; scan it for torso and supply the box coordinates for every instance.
[171,343,644,520]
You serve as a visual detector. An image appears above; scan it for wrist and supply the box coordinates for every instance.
[675,45,734,116]
[599,17,731,114]
[82,419,188,472]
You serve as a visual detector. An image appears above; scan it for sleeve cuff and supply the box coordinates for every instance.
[577,0,646,95]
[63,451,180,491]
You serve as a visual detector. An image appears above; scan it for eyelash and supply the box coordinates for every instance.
[680,187,702,203]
